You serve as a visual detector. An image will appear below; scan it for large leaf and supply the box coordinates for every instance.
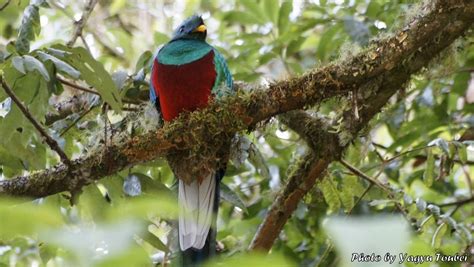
[220,182,248,213]
[15,4,40,54]
[0,65,50,171]
[319,178,341,213]
[47,45,122,112]
[278,1,292,34]
[36,51,80,79]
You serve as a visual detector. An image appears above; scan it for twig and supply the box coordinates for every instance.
[79,35,92,54]
[57,76,142,105]
[0,76,71,165]
[461,166,473,197]
[0,0,11,11]
[340,159,388,193]
[60,106,95,137]
[67,0,98,47]
[340,159,410,219]
[438,196,474,207]
[347,183,374,214]
[373,142,474,165]
[57,76,99,95]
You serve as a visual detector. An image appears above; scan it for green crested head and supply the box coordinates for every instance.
[171,15,207,41]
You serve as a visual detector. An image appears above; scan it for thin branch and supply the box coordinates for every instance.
[0,0,11,11]
[59,106,95,137]
[79,35,92,54]
[438,196,474,207]
[45,94,90,125]
[340,159,391,195]
[57,76,100,95]
[340,159,410,219]
[348,183,374,214]
[57,76,142,105]
[67,0,98,47]
[0,76,71,166]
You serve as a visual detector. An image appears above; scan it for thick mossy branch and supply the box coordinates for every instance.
[0,0,473,199]
[248,0,474,252]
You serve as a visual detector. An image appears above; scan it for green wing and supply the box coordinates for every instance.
[212,48,234,98]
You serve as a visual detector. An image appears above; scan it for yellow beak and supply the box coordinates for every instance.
[194,24,207,33]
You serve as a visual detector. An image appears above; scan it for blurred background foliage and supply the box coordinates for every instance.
[0,0,473,266]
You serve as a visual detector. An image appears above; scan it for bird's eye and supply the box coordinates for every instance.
[179,26,185,33]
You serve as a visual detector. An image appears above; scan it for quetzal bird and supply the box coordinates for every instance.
[149,16,233,265]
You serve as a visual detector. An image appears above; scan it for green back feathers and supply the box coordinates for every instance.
[157,39,212,65]
[212,49,233,97]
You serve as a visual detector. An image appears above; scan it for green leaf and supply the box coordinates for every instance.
[207,252,293,267]
[12,56,26,74]
[365,2,382,18]
[287,36,305,55]
[134,50,153,73]
[141,230,169,252]
[340,175,362,212]
[456,143,468,164]
[23,55,50,81]
[0,199,63,239]
[48,45,122,112]
[36,51,80,79]
[317,24,342,60]
[0,66,50,169]
[452,72,469,94]
[153,32,170,46]
[263,0,279,24]
[130,172,173,196]
[220,183,247,213]
[109,0,127,15]
[429,138,450,155]
[248,143,270,179]
[223,11,262,25]
[16,5,40,54]
[419,215,435,230]
[423,149,435,187]
[239,0,265,24]
[431,223,447,249]
[278,1,292,34]
[369,199,396,207]
[319,178,341,213]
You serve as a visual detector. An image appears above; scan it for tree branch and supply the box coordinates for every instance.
[67,0,98,47]
[0,76,71,166]
[0,0,472,209]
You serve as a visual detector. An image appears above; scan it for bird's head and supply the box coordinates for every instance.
[171,15,207,41]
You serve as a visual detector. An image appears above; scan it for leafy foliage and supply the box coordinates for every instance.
[0,0,472,266]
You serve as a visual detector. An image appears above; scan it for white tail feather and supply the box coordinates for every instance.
[178,173,215,250]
